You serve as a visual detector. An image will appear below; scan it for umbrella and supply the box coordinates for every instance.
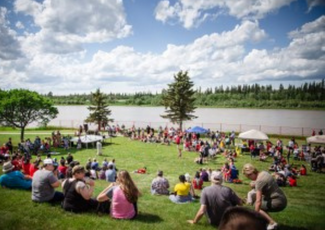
[186,126,208,134]
[306,135,325,144]
[238,129,269,141]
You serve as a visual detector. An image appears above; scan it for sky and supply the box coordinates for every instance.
[0,0,324,95]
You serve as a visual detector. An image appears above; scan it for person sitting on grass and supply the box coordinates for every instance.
[169,175,193,203]
[32,159,64,204]
[187,171,242,226]
[97,170,140,219]
[242,163,287,230]
[151,170,170,195]
[29,159,41,177]
[192,171,203,190]
[62,165,101,213]
[58,160,68,179]
[0,161,32,190]
[299,164,307,176]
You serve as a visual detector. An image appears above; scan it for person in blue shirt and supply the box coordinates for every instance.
[0,161,32,190]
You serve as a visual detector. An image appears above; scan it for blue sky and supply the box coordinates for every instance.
[0,0,324,95]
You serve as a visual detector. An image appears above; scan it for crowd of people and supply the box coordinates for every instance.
[1,127,324,230]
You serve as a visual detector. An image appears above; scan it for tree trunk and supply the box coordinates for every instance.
[20,126,25,141]
[179,121,183,131]
[98,121,101,131]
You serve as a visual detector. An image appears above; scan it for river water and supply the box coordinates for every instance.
[45,106,325,136]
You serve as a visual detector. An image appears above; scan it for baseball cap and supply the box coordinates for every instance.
[211,171,223,184]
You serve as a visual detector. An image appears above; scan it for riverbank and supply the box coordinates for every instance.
[52,103,325,110]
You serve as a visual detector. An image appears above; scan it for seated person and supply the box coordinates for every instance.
[192,171,203,190]
[288,175,297,187]
[58,160,68,179]
[32,159,64,203]
[299,164,307,176]
[97,170,140,219]
[105,164,116,182]
[169,175,193,203]
[62,166,99,213]
[0,161,32,190]
[151,170,170,195]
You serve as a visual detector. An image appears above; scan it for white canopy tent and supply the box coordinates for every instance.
[70,135,111,148]
[306,135,325,144]
[238,129,269,141]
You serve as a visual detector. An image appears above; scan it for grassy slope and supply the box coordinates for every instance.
[0,133,324,230]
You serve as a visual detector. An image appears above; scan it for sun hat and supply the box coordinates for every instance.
[242,163,257,176]
[211,171,223,184]
[2,162,15,173]
[43,159,53,165]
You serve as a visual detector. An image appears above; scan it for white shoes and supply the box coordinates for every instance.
[267,222,278,230]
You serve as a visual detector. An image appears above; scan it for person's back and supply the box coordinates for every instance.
[151,176,169,195]
[201,184,241,226]
[105,165,116,182]
[32,169,56,202]
[111,186,136,219]
[62,179,91,213]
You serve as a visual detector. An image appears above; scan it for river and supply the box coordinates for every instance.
[44,106,325,136]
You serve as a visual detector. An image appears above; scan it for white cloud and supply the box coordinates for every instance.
[0,7,23,60]
[15,21,25,29]
[14,0,132,54]
[306,0,325,11]
[155,0,295,29]
[1,14,324,94]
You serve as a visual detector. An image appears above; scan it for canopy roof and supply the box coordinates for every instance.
[238,129,269,141]
[185,126,208,134]
[70,135,103,143]
[306,135,325,144]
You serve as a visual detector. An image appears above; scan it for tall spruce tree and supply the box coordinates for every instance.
[161,71,197,130]
[85,89,113,131]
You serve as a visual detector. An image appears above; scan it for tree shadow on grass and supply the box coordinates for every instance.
[279,224,309,230]
[135,213,163,223]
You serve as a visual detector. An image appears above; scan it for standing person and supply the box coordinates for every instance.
[187,171,242,227]
[96,141,102,156]
[242,163,287,230]
[66,153,73,165]
[97,170,140,219]
[6,137,13,154]
[151,170,170,195]
[175,134,182,158]
[32,159,64,203]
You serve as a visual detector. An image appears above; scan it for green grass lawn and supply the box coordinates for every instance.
[0,132,324,230]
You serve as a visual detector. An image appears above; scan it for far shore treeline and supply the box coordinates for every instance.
[44,80,325,109]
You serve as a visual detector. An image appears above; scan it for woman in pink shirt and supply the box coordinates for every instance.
[97,170,140,219]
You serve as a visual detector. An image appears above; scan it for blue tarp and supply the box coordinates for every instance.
[186,126,208,134]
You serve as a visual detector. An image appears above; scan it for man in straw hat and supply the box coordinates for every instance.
[0,161,32,189]
[187,170,242,227]
[242,163,287,230]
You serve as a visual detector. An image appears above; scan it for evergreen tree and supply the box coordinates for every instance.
[161,71,197,130]
[85,89,113,131]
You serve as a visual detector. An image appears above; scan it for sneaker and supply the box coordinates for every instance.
[267,222,278,230]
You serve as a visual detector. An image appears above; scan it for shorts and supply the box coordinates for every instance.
[260,197,287,212]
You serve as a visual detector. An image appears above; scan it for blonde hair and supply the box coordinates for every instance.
[117,170,140,203]
[242,163,258,176]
